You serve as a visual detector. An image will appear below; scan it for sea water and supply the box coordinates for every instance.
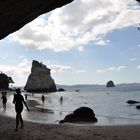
[1,85,140,125]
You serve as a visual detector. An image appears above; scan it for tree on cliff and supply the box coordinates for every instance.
[0,72,14,90]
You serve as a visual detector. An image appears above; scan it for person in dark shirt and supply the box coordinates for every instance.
[13,88,29,131]
[41,94,45,105]
[1,92,7,111]
[60,96,63,104]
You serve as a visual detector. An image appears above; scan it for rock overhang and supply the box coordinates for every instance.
[0,0,74,40]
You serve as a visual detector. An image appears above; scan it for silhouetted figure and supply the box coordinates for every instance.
[60,96,63,104]
[41,95,45,105]
[138,23,140,30]
[1,92,7,111]
[13,88,29,131]
[24,94,27,101]
[59,96,63,115]
[32,93,34,97]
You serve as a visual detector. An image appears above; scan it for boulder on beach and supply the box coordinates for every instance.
[0,0,73,39]
[59,107,98,123]
[57,88,66,92]
[24,60,57,92]
[127,100,140,104]
[136,105,140,109]
[0,72,14,90]
[106,80,115,87]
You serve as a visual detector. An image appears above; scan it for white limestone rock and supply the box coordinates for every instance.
[24,60,57,92]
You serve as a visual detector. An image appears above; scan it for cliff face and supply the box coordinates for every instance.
[0,0,73,39]
[24,60,57,92]
[0,73,14,90]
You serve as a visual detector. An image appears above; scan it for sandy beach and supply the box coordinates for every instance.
[0,92,140,140]
[0,115,140,140]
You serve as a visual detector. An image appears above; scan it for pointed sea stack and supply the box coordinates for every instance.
[24,60,57,92]
[106,80,115,87]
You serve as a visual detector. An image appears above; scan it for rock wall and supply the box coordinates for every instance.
[24,60,57,92]
[0,0,73,39]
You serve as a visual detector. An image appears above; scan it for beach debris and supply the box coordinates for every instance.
[106,80,115,87]
[0,0,73,39]
[59,107,98,123]
[24,60,57,92]
[127,100,140,104]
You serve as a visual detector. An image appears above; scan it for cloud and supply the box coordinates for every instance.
[48,64,73,73]
[96,65,127,73]
[95,39,110,46]
[0,59,31,86]
[48,64,86,74]
[74,70,86,73]
[130,58,139,61]
[137,65,140,69]
[78,46,85,51]
[96,69,106,73]
[10,0,140,52]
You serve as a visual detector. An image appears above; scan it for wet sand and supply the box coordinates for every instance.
[0,115,140,140]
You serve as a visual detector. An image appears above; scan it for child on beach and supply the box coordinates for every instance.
[13,88,29,131]
[1,92,7,111]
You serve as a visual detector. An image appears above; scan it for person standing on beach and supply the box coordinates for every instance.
[1,92,7,111]
[41,94,45,105]
[60,96,63,104]
[24,94,28,101]
[13,88,29,131]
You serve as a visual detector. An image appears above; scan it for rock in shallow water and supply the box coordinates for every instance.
[59,107,98,123]
[106,80,115,87]
[127,100,140,104]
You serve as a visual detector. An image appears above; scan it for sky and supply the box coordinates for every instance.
[0,0,140,86]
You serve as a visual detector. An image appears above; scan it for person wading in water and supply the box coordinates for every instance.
[13,88,29,131]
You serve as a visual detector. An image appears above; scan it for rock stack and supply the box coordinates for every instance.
[24,60,57,92]
[106,80,115,87]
